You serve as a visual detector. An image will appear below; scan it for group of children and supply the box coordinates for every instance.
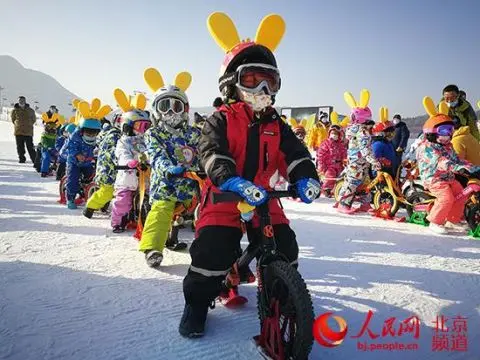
[302,90,480,235]
[31,10,480,343]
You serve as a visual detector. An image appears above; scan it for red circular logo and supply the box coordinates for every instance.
[313,312,348,347]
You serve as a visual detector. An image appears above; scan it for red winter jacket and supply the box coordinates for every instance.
[196,102,318,232]
[316,138,347,173]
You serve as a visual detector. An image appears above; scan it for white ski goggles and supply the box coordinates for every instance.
[235,63,281,95]
[155,98,185,115]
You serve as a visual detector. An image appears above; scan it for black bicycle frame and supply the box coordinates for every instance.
[211,190,294,269]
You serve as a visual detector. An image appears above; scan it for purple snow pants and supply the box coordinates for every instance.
[111,188,134,227]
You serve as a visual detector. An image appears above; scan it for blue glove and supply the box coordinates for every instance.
[166,165,185,176]
[293,178,321,204]
[219,176,267,206]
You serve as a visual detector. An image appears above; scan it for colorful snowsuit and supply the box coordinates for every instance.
[372,137,398,178]
[339,124,379,207]
[139,124,201,253]
[66,129,96,201]
[111,135,147,227]
[86,127,121,210]
[316,136,347,191]
[183,102,318,308]
[416,138,480,225]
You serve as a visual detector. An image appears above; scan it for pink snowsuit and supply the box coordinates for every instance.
[316,132,347,190]
[111,135,147,228]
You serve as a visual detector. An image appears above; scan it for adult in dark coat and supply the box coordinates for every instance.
[392,114,410,162]
[11,96,37,163]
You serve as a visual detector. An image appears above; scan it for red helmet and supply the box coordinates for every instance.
[373,121,394,135]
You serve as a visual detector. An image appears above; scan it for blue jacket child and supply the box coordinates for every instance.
[55,123,76,180]
[65,119,101,209]
[372,136,398,178]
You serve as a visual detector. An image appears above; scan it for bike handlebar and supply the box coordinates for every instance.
[211,189,296,204]
[115,164,150,170]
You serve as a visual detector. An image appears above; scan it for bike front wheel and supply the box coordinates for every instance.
[257,260,314,360]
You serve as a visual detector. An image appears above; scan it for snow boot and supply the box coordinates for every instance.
[112,225,125,233]
[429,223,448,235]
[83,208,94,219]
[337,204,356,214]
[41,172,47,178]
[19,158,26,164]
[179,303,209,338]
[67,200,77,210]
[444,221,469,232]
[145,250,163,268]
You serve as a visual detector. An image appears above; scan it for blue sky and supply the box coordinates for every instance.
[1,0,479,117]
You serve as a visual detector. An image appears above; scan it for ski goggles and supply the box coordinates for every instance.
[236,63,281,95]
[435,124,454,136]
[155,98,185,114]
[132,120,151,134]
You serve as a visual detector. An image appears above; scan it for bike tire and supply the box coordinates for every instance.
[257,260,314,360]
[333,179,344,203]
[406,191,434,219]
[466,203,480,231]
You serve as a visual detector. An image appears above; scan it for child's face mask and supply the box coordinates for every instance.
[437,135,451,145]
[238,90,272,112]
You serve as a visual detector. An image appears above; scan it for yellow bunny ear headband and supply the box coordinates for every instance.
[343,89,372,123]
[41,112,60,124]
[330,111,350,128]
[207,12,285,94]
[144,68,191,113]
[77,98,112,121]
[378,106,389,124]
[113,88,147,112]
[422,96,452,132]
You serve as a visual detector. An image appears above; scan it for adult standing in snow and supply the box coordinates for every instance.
[11,96,37,163]
[442,84,479,141]
[392,114,410,162]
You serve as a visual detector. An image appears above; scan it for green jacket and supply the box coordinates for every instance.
[41,133,57,149]
[448,99,479,141]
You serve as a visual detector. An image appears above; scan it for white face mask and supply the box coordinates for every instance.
[239,90,272,112]
[162,112,186,129]
[393,119,400,125]
[437,135,451,144]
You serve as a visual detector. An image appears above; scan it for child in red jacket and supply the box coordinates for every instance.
[179,12,320,338]
[316,125,347,196]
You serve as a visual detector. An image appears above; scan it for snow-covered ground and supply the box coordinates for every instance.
[0,120,479,360]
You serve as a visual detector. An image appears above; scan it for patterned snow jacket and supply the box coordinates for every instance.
[67,129,96,168]
[95,127,121,186]
[145,124,201,203]
[415,138,480,189]
[344,124,379,167]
